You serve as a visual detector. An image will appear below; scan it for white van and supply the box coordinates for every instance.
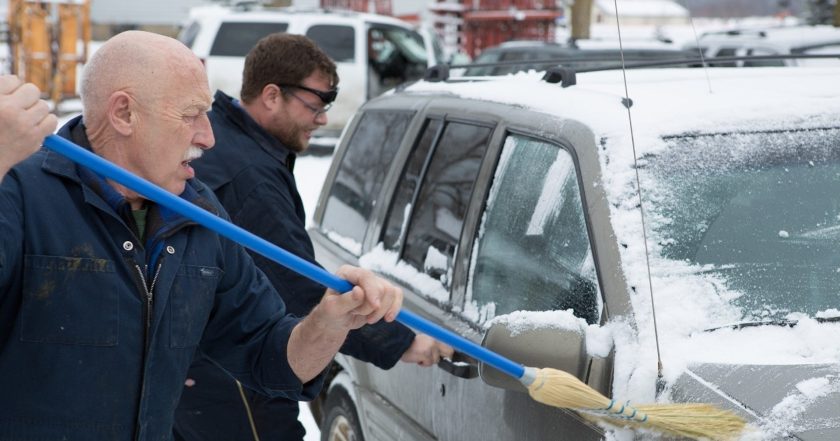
[179,4,444,151]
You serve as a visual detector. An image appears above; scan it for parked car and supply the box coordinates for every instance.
[689,25,840,67]
[308,64,840,440]
[178,3,443,151]
[462,40,694,76]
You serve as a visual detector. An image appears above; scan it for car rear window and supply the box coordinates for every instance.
[210,21,289,56]
[306,25,355,62]
[178,21,201,49]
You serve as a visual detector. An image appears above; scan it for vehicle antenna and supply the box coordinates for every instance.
[611,0,665,393]
[685,5,715,93]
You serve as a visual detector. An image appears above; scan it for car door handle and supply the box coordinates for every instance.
[437,352,479,379]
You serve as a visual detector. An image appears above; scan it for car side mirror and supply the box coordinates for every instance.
[479,320,587,392]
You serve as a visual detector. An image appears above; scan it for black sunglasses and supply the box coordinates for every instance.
[278,84,338,104]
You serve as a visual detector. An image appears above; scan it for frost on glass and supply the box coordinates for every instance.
[642,128,840,319]
[467,135,601,326]
[321,111,412,253]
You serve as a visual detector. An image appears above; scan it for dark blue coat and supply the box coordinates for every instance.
[0,117,322,441]
[174,91,415,441]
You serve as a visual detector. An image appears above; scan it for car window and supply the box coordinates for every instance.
[744,48,784,67]
[796,43,840,66]
[306,25,355,62]
[466,135,601,325]
[320,111,414,254]
[464,50,502,76]
[382,119,493,287]
[367,25,429,97]
[382,119,442,250]
[178,21,201,49]
[710,47,738,67]
[210,22,289,56]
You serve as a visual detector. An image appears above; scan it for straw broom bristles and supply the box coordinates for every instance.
[525,367,747,441]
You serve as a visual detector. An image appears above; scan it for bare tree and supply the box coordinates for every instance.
[835,0,840,26]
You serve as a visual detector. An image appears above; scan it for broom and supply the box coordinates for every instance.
[42,134,747,440]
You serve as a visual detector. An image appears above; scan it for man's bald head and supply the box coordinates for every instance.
[80,30,204,126]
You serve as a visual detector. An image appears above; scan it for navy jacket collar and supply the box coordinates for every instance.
[212,90,296,172]
[50,115,218,246]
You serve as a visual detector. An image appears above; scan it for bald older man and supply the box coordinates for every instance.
[0,31,402,441]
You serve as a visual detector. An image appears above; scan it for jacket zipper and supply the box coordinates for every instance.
[132,261,162,441]
[134,264,162,333]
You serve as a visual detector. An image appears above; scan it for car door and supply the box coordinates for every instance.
[361,114,606,439]
[428,132,605,441]
[342,116,494,440]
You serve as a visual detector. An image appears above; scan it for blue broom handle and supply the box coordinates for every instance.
[42,135,526,380]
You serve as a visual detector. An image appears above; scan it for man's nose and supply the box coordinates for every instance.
[195,114,215,149]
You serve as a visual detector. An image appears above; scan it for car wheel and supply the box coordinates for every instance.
[320,387,364,441]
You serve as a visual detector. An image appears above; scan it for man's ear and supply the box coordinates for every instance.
[261,83,283,111]
[107,91,134,136]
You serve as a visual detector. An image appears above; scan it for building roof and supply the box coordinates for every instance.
[595,0,690,18]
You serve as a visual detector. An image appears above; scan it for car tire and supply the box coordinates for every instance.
[320,387,364,441]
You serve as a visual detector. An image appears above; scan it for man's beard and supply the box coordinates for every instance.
[274,119,308,153]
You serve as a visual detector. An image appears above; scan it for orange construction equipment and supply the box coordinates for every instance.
[7,0,91,105]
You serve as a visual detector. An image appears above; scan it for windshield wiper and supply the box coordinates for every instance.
[704,315,840,332]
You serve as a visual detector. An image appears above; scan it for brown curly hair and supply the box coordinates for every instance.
[240,33,338,103]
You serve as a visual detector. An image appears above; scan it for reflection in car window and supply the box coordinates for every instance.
[321,111,414,253]
[382,119,442,250]
[307,25,355,62]
[467,135,601,325]
[210,22,289,56]
[383,120,492,287]
[645,128,840,319]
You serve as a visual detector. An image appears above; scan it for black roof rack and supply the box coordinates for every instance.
[422,53,840,85]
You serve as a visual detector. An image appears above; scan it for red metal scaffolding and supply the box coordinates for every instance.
[430,0,563,58]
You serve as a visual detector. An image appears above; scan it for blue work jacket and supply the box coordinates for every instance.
[0,117,322,440]
[197,91,416,366]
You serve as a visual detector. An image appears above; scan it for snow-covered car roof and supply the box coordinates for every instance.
[408,67,840,146]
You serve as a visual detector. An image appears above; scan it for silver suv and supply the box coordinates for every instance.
[309,65,840,440]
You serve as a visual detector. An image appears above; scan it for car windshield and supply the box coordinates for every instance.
[642,127,840,320]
